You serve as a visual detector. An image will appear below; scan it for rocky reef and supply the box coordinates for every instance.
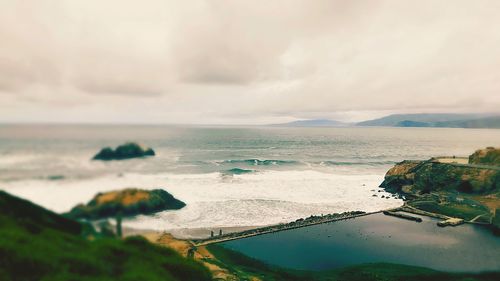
[380,148,500,225]
[93,142,155,161]
[66,188,185,220]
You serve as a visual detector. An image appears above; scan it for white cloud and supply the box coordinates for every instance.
[0,0,499,124]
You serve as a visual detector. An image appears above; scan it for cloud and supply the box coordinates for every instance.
[0,0,499,123]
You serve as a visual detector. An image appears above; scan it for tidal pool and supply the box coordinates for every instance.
[221,213,500,272]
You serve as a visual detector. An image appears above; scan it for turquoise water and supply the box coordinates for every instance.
[221,213,500,272]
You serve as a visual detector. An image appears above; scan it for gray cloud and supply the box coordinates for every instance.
[0,0,499,124]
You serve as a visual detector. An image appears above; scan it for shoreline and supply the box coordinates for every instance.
[133,207,498,279]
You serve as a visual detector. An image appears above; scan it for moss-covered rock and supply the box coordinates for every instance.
[66,188,185,220]
[469,147,500,166]
[93,142,155,161]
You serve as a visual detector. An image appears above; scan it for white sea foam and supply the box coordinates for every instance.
[0,170,402,230]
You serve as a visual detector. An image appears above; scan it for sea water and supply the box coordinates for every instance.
[1,124,500,232]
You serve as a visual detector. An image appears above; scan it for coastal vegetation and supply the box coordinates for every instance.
[66,188,185,220]
[380,147,500,228]
[93,142,155,161]
[0,190,211,281]
[470,147,500,165]
[1,189,499,280]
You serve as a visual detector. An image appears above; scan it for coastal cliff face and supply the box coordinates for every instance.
[380,148,500,225]
[379,160,422,193]
[381,160,500,195]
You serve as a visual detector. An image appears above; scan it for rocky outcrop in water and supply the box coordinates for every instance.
[93,142,155,161]
[66,188,185,220]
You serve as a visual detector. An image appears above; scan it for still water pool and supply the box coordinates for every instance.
[221,213,500,272]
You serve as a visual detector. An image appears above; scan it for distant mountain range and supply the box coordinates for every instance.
[271,114,500,128]
[357,114,500,128]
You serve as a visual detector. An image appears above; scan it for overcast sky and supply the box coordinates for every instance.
[0,0,499,124]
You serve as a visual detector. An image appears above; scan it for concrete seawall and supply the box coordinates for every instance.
[192,210,382,246]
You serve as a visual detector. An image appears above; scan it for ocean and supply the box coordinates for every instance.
[1,124,500,233]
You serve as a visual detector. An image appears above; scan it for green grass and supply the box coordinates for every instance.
[1,190,499,281]
[207,244,500,281]
[0,191,212,281]
[409,200,490,221]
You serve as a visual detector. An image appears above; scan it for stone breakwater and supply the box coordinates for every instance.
[192,211,368,246]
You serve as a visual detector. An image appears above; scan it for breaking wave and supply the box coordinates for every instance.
[218,159,298,166]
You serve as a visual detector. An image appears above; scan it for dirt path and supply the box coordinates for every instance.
[141,232,250,281]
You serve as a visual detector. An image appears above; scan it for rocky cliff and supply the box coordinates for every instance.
[380,148,500,224]
[381,159,500,196]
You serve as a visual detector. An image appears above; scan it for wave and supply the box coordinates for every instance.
[221,168,256,175]
[218,159,299,166]
[319,160,396,166]
[47,175,65,181]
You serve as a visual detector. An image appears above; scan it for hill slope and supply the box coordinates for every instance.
[0,190,212,281]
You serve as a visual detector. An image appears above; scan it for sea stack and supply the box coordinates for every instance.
[66,188,185,220]
[93,142,155,161]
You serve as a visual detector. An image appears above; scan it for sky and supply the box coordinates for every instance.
[0,0,499,124]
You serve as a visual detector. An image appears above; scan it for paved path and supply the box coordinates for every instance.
[470,214,487,222]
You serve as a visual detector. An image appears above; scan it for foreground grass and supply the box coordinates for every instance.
[0,191,212,281]
[207,244,500,281]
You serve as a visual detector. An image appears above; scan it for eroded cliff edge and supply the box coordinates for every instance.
[380,147,500,232]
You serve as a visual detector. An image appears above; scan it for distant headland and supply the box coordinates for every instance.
[271,113,500,128]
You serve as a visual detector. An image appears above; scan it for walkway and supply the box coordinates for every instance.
[192,211,382,246]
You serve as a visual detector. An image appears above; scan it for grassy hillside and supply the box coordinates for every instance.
[0,191,212,281]
[206,244,500,281]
